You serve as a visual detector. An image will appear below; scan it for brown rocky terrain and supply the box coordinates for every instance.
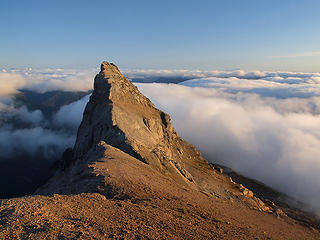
[0,62,319,239]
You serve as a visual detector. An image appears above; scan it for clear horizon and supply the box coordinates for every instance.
[1,0,320,71]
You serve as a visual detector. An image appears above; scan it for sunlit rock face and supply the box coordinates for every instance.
[65,61,206,188]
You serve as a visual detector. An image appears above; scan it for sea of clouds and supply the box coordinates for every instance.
[1,67,320,213]
[137,82,320,213]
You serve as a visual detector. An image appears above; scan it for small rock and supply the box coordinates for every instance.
[274,208,286,217]
[242,188,254,198]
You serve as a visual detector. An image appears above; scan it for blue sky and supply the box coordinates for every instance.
[1,0,320,71]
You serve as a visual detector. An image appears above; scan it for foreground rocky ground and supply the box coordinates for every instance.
[1,62,319,239]
[1,144,319,239]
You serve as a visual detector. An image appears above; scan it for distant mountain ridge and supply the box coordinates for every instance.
[15,89,92,119]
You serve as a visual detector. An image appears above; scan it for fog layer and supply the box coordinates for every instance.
[136,82,320,214]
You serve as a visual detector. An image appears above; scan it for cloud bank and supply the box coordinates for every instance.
[136,82,320,214]
[0,126,75,159]
[0,94,89,160]
[1,67,320,96]
[54,94,90,129]
[0,68,96,95]
[0,72,26,97]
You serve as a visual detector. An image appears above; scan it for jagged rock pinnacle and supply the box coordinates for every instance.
[91,61,153,107]
[100,61,122,76]
[71,61,204,184]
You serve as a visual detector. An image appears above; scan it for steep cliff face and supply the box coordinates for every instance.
[72,61,204,184]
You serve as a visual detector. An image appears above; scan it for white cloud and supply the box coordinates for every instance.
[54,94,90,129]
[21,68,95,93]
[0,126,75,159]
[1,66,319,96]
[0,68,96,96]
[0,102,44,125]
[136,83,320,214]
[181,76,320,99]
[0,96,79,160]
[0,72,26,97]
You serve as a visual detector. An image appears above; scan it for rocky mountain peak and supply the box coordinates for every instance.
[91,61,153,107]
[72,61,204,184]
[100,61,122,76]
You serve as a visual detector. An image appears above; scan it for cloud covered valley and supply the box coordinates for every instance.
[1,67,320,214]
[137,82,320,214]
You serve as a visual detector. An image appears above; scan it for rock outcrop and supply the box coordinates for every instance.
[73,62,205,180]
[37,62,209,195]
[73,62,207,185]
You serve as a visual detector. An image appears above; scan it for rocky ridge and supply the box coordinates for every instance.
[74,61,199,183]
[38,61,203,194]
[0,62,319,239]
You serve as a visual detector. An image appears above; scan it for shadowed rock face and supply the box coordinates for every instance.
[72,61,204,184]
